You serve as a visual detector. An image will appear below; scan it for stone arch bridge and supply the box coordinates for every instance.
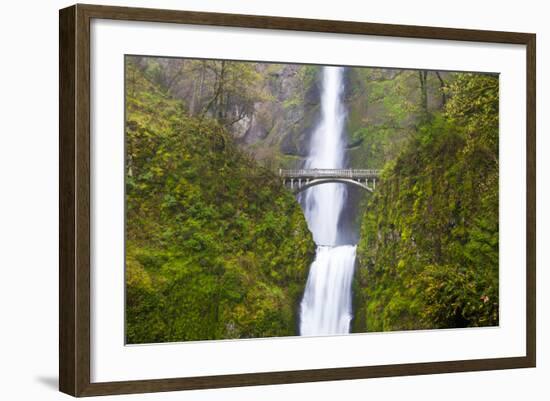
[279,168,380,194]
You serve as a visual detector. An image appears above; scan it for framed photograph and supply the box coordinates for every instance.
[59,4,536,397]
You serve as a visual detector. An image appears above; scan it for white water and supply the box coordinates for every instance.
[299,66,357,336]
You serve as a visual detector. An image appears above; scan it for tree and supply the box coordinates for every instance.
[198,60,266,127]
[418,70,429,118]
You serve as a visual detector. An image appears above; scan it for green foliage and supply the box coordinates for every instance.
[346,69,450,170]
[353,73,499,332]
[125,60,315,343]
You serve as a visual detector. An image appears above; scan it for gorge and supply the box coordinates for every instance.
[125,56,500,343]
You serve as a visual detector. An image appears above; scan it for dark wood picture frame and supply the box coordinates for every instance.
[59,3,536,397]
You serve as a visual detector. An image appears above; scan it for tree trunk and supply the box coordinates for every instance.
[217,61,226,123]
[419,70,429,117]
[435,71,447,106]
[189,78,197,115]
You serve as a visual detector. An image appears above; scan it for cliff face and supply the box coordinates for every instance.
[236,63,322,167]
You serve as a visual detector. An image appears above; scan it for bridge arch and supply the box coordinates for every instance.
[293,178,374,194]
[279,168,380,195]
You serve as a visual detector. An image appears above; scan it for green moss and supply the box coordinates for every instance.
[125,60,315,343]
[353,73,499,332]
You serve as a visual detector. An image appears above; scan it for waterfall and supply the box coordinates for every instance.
[299,66,357,336]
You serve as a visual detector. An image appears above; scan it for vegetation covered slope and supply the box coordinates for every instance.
[125,60,315,344]
[353,73,499,332]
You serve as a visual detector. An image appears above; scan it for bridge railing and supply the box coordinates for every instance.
[278,168,380,179]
